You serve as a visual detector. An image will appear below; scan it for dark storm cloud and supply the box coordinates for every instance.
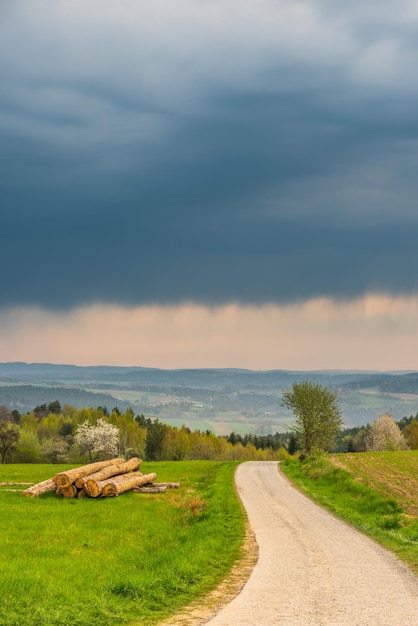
[1,1,418,309]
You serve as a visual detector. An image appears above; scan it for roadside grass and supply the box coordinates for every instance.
[0,461,245,626]
[281,452,418,576]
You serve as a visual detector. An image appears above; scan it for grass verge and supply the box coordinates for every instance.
[0,461,245,626]
[280,452,418,576]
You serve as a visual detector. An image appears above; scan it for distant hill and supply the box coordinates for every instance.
[0,383,132,414]
[0,361,383,388]
[1,362,418,430]
[342,372,418,394]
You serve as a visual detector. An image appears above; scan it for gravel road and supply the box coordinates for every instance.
[203,461,418,626]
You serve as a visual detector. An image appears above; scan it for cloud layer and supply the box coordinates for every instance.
[2,1,418,309]
[2,296,418,369]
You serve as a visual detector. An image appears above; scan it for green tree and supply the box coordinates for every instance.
[110,408,146,458]
[11,410,21,424]
[282,380,342,457]
[403,419,418,449]
[145,419,167,461]
[287,433,298,455]
[14,430,42,463]
[48,400,62,414]
[59,420,74,437]
[0,420,20,463]
[162,425,191,460]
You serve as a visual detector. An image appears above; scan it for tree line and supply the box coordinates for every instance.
[0,401,291,464]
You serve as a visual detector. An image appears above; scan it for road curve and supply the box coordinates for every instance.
[204,461,418,626]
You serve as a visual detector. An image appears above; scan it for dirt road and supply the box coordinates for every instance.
[203,461,418,626]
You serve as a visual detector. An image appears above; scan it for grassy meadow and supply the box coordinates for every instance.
[3,452,418,626]
[281,450,418,575]
[0,461,245,626]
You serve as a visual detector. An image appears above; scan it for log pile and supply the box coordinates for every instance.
[20,457,176,498]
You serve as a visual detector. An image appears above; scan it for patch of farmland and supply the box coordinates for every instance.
[331,450,418,516]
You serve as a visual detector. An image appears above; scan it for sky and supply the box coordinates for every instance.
[1,0,418,370]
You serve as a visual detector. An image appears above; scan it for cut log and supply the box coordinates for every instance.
[132,482,179,493]
[53,458,124,489]
[21,478,57,497]
[62,484,78,498]
[134,486,167,493]
[2,482,32,486]
[75,457,141,489]
[77,489,88,499]
[151,482,180,489]
[101,472,157,497]
[85,470,144,498]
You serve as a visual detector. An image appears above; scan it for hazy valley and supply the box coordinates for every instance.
[1,363,418,435]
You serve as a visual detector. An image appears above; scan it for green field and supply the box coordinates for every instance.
[3,452,418,625]
[0,462,245,626]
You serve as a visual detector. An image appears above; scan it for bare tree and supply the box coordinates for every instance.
[0,405,12,422]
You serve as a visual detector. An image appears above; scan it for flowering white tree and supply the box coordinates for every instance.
[75,419,120,461]
[365,413,407,452]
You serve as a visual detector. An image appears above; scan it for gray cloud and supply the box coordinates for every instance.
[1,1,418,310]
